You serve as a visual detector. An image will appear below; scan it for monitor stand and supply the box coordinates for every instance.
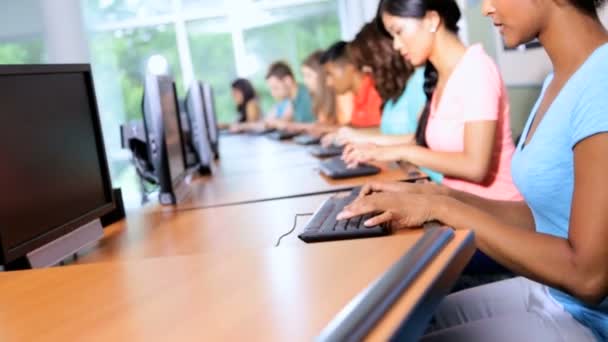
[6,219,103,270]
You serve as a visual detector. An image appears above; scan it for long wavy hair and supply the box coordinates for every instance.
[302,50,336,121]
[377,0,461,147]
[348,21,412,105]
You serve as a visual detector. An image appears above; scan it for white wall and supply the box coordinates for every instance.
[0,0,44,39]
[600,5,608,27]
[0,0,89,63]
[338,0,380,41]
[39,0,90,63]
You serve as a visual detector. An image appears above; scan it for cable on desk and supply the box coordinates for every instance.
[275,213,314,247]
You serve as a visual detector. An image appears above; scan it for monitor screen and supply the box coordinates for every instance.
[0,69,113,260]
[158,79,186,185]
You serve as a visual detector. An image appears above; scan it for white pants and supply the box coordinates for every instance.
[421,277,597,341]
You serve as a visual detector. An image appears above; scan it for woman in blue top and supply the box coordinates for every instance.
[338,0,608,340]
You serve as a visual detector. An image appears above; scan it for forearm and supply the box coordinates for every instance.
[434,196,599,303]
[444,187,535,230]
[399,146,489,183]
[373,134,414,146]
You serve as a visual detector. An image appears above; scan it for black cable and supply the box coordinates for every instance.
[275,213,314,247]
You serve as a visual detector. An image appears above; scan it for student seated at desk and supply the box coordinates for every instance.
[320,41,383,130]
[339,0,608,340]
[264,61,315,128]
[324,21,444,183]
[327,22,423,145]
[226,78,262,132]
[279,50,342,136]
[342,0,520,202]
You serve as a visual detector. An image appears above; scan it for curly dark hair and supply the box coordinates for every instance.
[347,20,413,104]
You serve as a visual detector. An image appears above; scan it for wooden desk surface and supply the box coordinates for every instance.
[218,133,301,158]
[0,231,474,342]
[78,193,336,264]
[177,161,419,209]
[212,146,319,177]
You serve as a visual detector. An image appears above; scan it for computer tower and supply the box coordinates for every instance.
[201,82,220,160]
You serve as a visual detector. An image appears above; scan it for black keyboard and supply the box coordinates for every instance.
[267,130,300,141]
[298,188,391,243]
[308,144,344,158]
[249,127,276,135]
[319,157,381,179]
[294,134,321,145]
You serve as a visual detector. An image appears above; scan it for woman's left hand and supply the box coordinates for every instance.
[342,143,379,167]
[342,143,402,167]
[337,191,438,230]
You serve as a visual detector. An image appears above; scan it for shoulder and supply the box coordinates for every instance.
[458,44,503,92]
[246,99,259,110]
[569,44,608,146]
[297,84,312,99]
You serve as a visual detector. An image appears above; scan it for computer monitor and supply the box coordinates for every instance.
[201,82,220,159]
[178,108,203,171]
[0,64,114,268]
[141,74,190,205]
[184,81,214,174]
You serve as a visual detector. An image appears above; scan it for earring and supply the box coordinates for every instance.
[430,26,437,33]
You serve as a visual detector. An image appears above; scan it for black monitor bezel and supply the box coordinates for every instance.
[200,83,219,158]
[184,81,214,168]
[141,74,189,205]
[0,64,115,264]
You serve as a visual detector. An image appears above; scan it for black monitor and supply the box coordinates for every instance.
[200,82,220,159]
[141,74,190,205]
[184,81,214,173]
[0,64,114,267]
[178,109,202,170]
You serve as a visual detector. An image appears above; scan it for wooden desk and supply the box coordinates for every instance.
[0,231,474,341]
[78,193,336,264]
[212,146,319,177]
[177,161,421,209]
[217,133,301,159]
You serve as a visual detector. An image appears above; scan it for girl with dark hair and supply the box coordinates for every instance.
[328,21,444,182]
[231,78,260,123]
[339,0,608,340]
[343,0,520,201]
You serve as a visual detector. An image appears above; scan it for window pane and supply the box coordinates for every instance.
[0,39,44,64]
[242,0,340,111]
[187,18,238,124]
[0,0,45,64]
[182,0,224,14]
[83,0,173,25]
[86,24,183,208]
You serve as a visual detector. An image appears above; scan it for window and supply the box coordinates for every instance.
[242,1,340,110]
[81,0,341,208]
[82,0,172,25]
[187,18,238,124]
[0,39,44,64]
[0,0,45,64]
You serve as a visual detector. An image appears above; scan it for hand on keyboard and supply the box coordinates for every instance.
[336,190,439,230]
[298,188,391,243]
[342,143,403,167]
